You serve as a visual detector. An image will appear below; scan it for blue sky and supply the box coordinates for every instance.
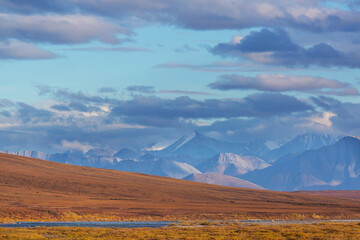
[1,0,360,152]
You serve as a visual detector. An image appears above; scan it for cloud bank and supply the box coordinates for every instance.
[211,28,360,68]
[209,74,359,96]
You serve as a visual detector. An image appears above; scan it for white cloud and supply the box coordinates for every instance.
[61,140,94,153]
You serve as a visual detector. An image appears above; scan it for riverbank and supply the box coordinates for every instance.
[1,222,360,239]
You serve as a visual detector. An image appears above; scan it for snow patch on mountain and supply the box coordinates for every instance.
[198,153,270,176]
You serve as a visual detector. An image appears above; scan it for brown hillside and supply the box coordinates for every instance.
[298,190,360,201]
[1,153,360,221]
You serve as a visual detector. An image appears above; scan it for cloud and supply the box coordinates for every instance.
[159,90,212,96]
[61,140,94,153]
[0,13,129,44]
[2,0,360,33]
[153,60,297,73]
[126,85,156,94]
[37,86,118,105]
[126,86,213,96]
[211,28,360,68]
[0,0,70,14]
[98,87,118,93]
[175,44,197,53]
[311,96,360,134]
[0,40,56,60]
[0,86,356,152]
[69,47,152,52]
[110,94,313,127]
[209,74,359,96]
[0,99,14,108]
[75,1,360,32]
[0,124,182,153]
[196,111,337,143]
[16,102,53,123]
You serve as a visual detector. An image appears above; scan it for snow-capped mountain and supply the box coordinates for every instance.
[0,150,48,160]
[197,153,270,176]
[183,173,265,190]
[243,136,360,191]
[115,154,200,179]
[264,133,342,162]
[156,131,271,166]
[159,131,243,160]
[114,148,143,159]
[48,150,118,169]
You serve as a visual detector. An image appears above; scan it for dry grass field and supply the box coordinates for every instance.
[298,190,360,201]
[1,223,360,239]
[1,153,360,221]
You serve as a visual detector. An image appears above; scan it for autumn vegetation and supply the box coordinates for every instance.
[1,153,360,222]
[1,223,360,239]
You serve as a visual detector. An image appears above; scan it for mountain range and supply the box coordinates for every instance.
[243,136,360,191]
[2,131,353,191]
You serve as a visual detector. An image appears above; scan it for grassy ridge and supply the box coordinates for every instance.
[1,153,360,221]
[1,223,360,239]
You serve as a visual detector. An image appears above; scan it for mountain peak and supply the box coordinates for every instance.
[338,136,360,145]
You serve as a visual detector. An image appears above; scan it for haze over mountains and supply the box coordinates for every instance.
[3,131,359,192]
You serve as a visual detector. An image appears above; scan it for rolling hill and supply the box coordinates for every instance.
[1,153,360,220]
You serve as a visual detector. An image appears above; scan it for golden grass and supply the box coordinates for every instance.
[1,223,360,239]
[1,153,360,221]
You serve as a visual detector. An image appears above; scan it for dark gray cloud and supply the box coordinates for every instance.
[37,86,119,105]
[159,90,212,96]
[98,87,118,94]
[1,0,360,63]
[211,28,360,68]
[0,124,181,153]
[231,29,298,53]
[125,86,213,96]
[197,113,324,143]
[51,104,71,112]
[209,74,359,96]
[51,103,100,112]
[16,102,53,123]
[0,0,71,14]
[126,85,156,94]
[311,95,360,133]
[2,0,360,33]
[0,99,13,108]
[110,94,313,126]
[0,87,355,152]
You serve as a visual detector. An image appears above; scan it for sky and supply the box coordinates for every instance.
[1,0,360,153]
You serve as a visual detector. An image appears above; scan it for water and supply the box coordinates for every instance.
[0,221,176,228]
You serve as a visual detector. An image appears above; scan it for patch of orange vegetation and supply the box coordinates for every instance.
[1,153,360,221]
